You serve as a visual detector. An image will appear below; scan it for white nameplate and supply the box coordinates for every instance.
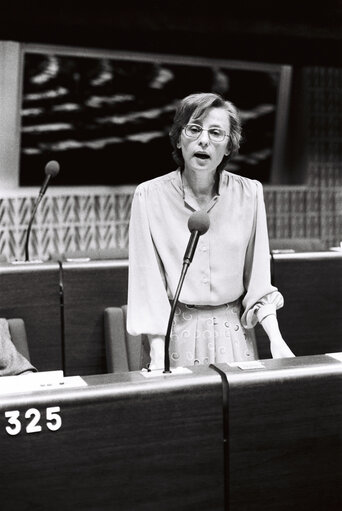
[326,352,342,362]
[229,360,265,370]
[0,370,87,394]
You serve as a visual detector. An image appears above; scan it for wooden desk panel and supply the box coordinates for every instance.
[0,367,224,511]
[0,356,340,510]
[223,355,342,511]
[272,252,342,356]
[61,260,129,375]
[0,262,62,371]
[1,252,340,376]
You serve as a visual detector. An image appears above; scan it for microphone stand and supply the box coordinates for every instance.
[24,195,43,262]
[24,161,59,262]
[163,231,200,373]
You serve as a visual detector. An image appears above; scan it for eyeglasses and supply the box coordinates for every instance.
[183,123,228,143]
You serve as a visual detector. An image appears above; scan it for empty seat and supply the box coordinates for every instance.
[104,306,150,373]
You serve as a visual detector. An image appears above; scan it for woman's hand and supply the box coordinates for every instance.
[147,334,165,370]
[259,314,295,359]
[270,336,295,359]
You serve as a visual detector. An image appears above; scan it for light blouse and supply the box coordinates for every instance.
[127,169,283,337]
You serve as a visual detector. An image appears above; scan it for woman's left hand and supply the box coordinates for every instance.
[270,336,295,359]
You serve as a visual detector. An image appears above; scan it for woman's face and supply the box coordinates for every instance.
[179,107,230,175]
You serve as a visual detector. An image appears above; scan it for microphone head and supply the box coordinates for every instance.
[187,211,210,235]
[45,160,60,178]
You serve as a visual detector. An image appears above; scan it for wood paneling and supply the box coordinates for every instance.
[0,253,341,375]
[224,355,342,510]
[273,252,342,356]
[0,356,341,509]
[0,367,224,511]
[61,260,129,375]
[0,261,62,371]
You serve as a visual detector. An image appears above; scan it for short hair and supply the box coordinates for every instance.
[169,92,242,172]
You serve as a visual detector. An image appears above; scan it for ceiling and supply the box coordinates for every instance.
[0,2,341,65]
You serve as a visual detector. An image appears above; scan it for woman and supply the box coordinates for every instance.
[127,92,294,369]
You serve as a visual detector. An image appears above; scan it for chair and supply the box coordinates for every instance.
[7,318,31,361]
[104,306,150,373]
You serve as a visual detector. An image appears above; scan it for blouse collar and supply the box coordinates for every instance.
[173,169,227,212]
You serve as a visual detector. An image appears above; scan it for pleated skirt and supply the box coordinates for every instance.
[169,300,258,367]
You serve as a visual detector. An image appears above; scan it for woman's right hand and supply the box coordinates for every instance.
[147,334,165,370]
[270,336,295,359]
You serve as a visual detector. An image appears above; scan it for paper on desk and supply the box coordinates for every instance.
[326,352,342,362]
[228,360,265,370]
[0,370,87,394]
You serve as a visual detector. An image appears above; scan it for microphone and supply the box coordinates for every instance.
[38,160,60,204]
[163,211,210,373]
[24,161,60,261]
[183,211,210,266]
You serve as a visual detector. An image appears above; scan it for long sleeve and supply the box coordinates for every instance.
[0,319,37,376]
[127,171,285,335]
[127,185,171,336]
[241,181,284,329]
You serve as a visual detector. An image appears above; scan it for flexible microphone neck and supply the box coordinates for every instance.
[24,161,60,261]
[164,211,210,373]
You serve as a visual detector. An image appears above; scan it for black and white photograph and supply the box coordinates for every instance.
[0,2,341,510]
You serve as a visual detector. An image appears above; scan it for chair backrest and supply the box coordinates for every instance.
[7,318,31,361]
[104,306,150,373]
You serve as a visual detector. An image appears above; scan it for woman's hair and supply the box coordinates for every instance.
[169,92,242,172]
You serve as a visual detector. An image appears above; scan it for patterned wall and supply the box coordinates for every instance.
[0,189,133,261]
[1,66,341,261]
[0,185,340,262]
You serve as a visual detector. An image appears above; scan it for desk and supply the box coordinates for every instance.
[1,253,341,376]
[225,353,342,510]
[0,356,341,510]
[0,366,224,511]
